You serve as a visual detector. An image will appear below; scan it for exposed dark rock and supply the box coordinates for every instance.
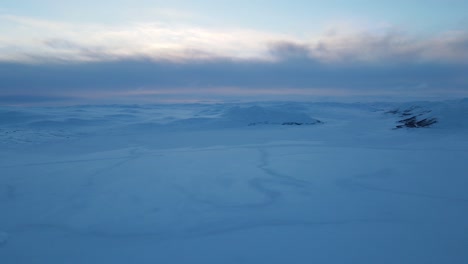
[248,120,323,126]
[387,105,438,129]
[282,122,303,126]
[386,106,431,118]
[248,122,270,126]
[395,116,437,129]
[385,109,399,115]
[416,118,438,127]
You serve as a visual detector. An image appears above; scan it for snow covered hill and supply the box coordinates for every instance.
[0,99,467,264]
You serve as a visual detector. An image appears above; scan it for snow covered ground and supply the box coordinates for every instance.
[1,100,468,263]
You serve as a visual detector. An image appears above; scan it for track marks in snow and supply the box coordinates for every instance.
[337,170,468,204]
[0,231,8,246]
[0,155,155,169]
[339,179,468,204]
[174,147,312,210]
[247,148,312,207]
[37,149,156,221]
[258,148,311,187]
[0,146,165,170]
[3,185,17,201]
[182,217,397,238]
[5,217,395,242]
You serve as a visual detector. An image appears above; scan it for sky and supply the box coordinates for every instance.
[1,0,467,104]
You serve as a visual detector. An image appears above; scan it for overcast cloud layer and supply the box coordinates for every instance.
[0,14,467,104]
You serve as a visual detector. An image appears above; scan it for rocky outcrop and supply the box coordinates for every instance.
[248,120,323,126]
[225,106,323,126]
[396,116,437,129]
[386,106,438,129]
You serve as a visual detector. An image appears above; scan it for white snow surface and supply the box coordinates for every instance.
[1,100,468,263]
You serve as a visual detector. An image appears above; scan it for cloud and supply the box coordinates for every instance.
[268,41,312,61]
[0,14,285,63]
[0,54,466,103]
[1,14,467,65]
[43,38,84,50]
[0,15,467,104]
[269,29,468,64]
[0,95,75,104]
